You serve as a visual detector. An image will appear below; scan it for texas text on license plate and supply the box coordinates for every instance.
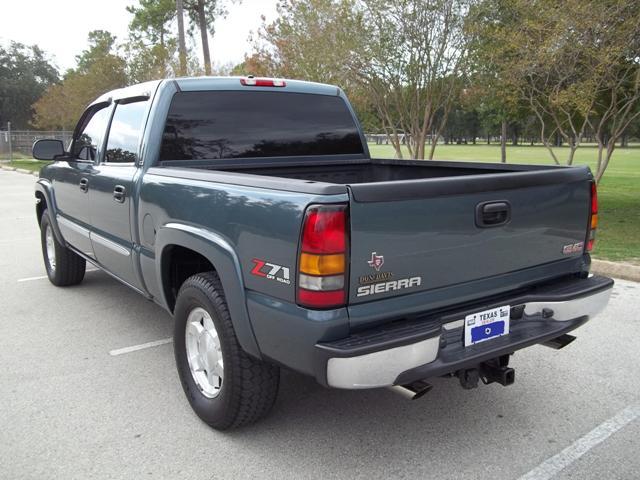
[464,305,510,346]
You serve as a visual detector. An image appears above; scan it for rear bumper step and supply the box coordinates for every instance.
[315,275,613,389]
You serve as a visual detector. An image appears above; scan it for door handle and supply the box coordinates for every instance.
[79,178,89,193]
[475,201,511,227]
[113,185,126,203]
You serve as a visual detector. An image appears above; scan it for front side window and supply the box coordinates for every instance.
[104,100,148,163]
[72,105,112,161]
[159,91,364,161]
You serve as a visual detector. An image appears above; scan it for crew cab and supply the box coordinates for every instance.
[32,77,613,429]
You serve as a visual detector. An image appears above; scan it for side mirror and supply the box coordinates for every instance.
[32,139,66,161]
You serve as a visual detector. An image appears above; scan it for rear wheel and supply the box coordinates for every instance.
[174,272,280,430]
[40,210,86,286]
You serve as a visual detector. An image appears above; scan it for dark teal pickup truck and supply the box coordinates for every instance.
[32,77,613,430]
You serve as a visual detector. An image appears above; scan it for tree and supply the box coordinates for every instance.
[354,0,469,159]
[590,61,640,182]
[183,1,224,75]
[176,0,188,76]
[32,31,127,130]
[469,0,640,178]
[0,42,58,128]
[466,0,524,162]
[127,0,176,48]
[248,0,467,160]
[126,0,177,82]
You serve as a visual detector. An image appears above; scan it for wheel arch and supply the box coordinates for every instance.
[35,180,65,244]
[155,223,261,359]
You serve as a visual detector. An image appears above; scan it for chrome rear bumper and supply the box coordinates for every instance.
[320,276,613,389]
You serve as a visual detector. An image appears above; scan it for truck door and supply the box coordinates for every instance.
[53,103,113,258]
[88,99,148,288]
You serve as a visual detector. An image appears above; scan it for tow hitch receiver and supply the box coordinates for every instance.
[457,356,515,389]
[480,363,515,386]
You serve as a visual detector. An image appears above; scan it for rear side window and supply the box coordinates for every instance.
[159,91,364,161]
[72,105,112,161]
[104,101,148,163]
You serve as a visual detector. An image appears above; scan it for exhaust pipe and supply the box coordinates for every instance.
[387,380,433,400]
[541,333,576,350]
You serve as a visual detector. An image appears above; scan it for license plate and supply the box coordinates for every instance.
[464,305,510,346]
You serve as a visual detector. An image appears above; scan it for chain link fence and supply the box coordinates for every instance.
[0,127,73,161]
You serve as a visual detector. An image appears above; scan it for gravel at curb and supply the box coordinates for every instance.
[591,259,640,283]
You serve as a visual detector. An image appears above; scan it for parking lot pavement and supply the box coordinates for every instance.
[0,168,638,480]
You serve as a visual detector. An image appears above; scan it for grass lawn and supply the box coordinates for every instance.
[3,159,50,172]
[2,144,638,262]
[368,143,639,263]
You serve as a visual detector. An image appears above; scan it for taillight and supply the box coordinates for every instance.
[586,181,598,251]
[297,204,348,309]
[240,77,286,87]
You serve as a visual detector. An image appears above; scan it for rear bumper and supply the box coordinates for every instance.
[316,275,613,389]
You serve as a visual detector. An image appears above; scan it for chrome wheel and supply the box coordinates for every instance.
[45,224,56,272]
[185,307,223,398]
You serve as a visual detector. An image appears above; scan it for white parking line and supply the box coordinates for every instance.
[109,338,173,356]
[518,405,640,480]
[17,269,98,282]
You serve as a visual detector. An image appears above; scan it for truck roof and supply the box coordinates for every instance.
[89,76,341,108]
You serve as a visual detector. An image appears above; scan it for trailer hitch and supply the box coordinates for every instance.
[457,355,515,389]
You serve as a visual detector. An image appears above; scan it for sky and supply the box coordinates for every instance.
[0,0,280,72]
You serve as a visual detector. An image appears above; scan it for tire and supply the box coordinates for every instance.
[174,272,280,430]
[40,209,86,286]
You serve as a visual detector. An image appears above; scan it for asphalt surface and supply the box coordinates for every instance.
[0,168,638,480]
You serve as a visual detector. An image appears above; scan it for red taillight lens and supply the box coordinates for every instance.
[301,208,346,254]
[298,289,346,308]
[586,181,598,252]
[297,204,348,309]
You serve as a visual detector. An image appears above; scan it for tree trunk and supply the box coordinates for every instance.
[500,119,507,163]
[620,133,628,148]
[176,0,187,76]
[197,0,212,75]
[486,133,490,144]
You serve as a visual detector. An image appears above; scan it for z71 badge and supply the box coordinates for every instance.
[250,258,291,285]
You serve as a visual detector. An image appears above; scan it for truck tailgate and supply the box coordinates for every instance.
[347,167,592,305]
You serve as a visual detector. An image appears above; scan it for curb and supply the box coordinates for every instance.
[0,165,39,177]
[591,259,640,283]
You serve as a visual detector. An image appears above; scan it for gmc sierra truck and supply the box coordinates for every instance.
[32,77,613,430]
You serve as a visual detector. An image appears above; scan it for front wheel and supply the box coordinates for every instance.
[40,210,86,286]
[174,272,280,430]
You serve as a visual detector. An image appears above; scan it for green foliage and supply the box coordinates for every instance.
[125,0,177,81]
[127,0,176,47]
[0,42,58,128]
[183,0,229,37]
[467,0,640,172]
[32,31,127,130]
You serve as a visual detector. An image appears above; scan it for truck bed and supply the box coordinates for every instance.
[200,158,563,185]
[155,157,593,310]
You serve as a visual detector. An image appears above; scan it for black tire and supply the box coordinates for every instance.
[40,209,86,286]
[174,272,280,430]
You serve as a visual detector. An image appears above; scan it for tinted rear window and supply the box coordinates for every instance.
[159,91,363,161]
